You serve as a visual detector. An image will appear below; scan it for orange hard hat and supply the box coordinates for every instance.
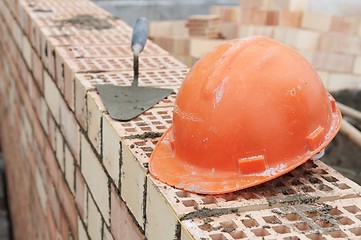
[149,36,342,194]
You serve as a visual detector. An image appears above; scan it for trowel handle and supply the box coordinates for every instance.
[131,17,149,87]
[131,17,149,56]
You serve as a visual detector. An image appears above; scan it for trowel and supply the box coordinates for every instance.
[96,17,173,121]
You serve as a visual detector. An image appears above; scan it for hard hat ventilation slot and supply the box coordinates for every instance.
[238,155,267,175]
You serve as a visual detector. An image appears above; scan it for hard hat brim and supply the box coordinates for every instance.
[149,106,341,195]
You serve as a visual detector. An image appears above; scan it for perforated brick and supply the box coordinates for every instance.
[28,4,115,54]
[23,1,110,20]
[63,55,186,74]
[182,197,361,240]
[55,42,167,59]
[47,34,132,47]
[44,34,132,70]
[75,68,187,89]
[150,160,361,219]
[109,107,173,139]
[123,137,159,168]
[39,18,131,37]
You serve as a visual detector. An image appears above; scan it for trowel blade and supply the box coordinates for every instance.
[96,84,173,121]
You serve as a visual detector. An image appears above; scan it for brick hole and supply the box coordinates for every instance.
[295,223,310,231]
[306,233,325,240]
[222,193,237,201]
[283,172,294,178]
[315,219,333,228]
[273,225,291,234]
[182,200,198,207]
[328,230,347,238]
[220,220,237,229]
[350,227,361,236]
[140,127,151,131]
[304,161,317,168]
[242,219,259,228]
[141,147,153,153]
[125,128,136,133]
[337,183,351,189]
[338,217,354,225]
[312,168,327,175]
[344,205,361,214]
[241,192,258,200]
[318,184,332,191]
[322,176,338,182]
[156,126,167,130]
[356,215,361,220]
[284,237,300,240]
[305,211,320,218]
[285,213,300,221]
[263,215,281,224]
[281,188,296,195]
[201,196,217,204]
[309,177,322,184]
[261,190,276,197]
[329,208,343,215]
[251,228,270,237]
[198,223,212,231]
[230,230,247,239]
[291,179,302,186]
[134,141,145,146]
[175,190,190,198]
[302,186,315,193]
[275,181,285,187]
[209,233,227,240]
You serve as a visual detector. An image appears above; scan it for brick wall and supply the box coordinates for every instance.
[0,0,361,240]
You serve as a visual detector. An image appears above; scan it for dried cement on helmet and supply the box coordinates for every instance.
[213,76,229,109]
[174,105,203,122]
[245,163,287,177]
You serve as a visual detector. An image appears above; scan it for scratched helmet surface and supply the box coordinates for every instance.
[149,36,342,194]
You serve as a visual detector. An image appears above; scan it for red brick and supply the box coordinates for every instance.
[32,50,43,93]
[240,8,268,25]
[58,173,78,238]
[110,184,144,240]
[55,53,65,93]
[30,18,42,56]
[28,74,41,114]
[278,11,302,27]
[41,33,58,76]
[47,206,59,240]
[48,113,57,150]
[75,166,87,220]
[330,15,360,35]
[319,32,361,55]
[48,43,57,79]
[64,62,75,110]
[33,115,46,155]
[311,51,355,73]
[47,182,61,231]
[44,140,61,187]
[60,96,80,161]
[59,211,70,240]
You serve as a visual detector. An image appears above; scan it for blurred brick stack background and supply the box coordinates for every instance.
[149,0,361,92]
